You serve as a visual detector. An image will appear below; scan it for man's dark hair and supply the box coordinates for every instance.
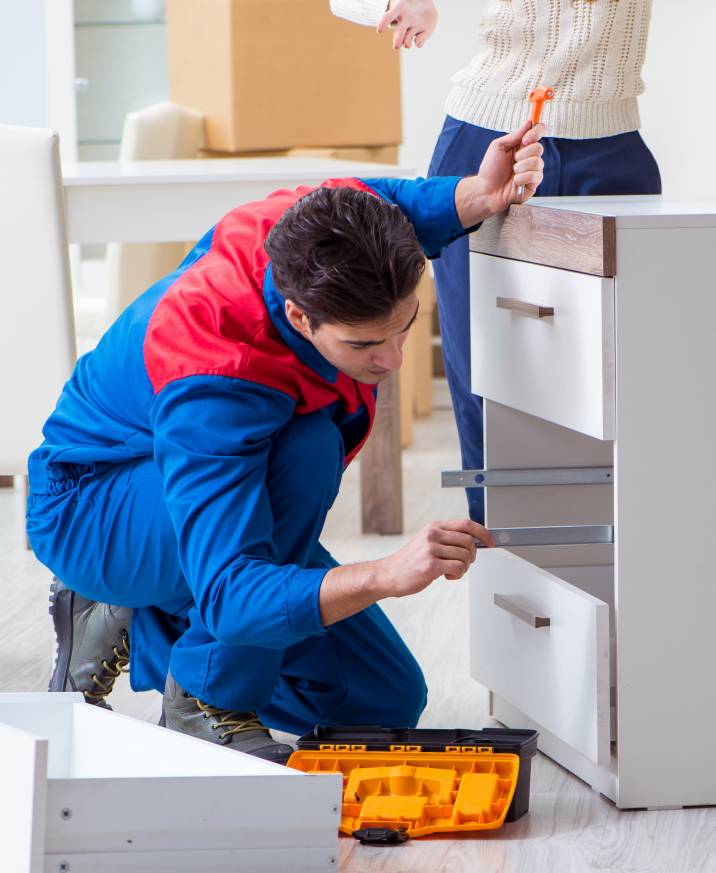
[265,186,425,328]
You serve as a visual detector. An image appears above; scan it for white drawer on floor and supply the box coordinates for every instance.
[0,694,340,873]
[469,549,611,765]
[470,253,615,439]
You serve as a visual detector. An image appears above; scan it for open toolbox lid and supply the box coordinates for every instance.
[288,725,539,839]
[296,725,539,755]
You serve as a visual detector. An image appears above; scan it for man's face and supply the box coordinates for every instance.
[285,293,419,384]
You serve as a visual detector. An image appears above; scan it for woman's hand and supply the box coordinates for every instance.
[377,0,438,49]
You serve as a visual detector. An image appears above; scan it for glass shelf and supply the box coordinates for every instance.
[75,19,165,28]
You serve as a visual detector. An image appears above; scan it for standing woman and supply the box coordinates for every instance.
[332,0,661,523]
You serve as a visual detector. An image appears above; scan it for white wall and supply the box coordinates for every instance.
[0,0,48,128]
[399,0,716,198]
[0,1,76,160]
[399,0,484,175]
[639,0,716,198]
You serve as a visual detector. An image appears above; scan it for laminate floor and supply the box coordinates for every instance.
[2,381,714,873]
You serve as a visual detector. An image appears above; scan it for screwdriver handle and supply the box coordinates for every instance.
[516,86,554,198]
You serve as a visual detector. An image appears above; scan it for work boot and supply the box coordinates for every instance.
[160,672,294,765]
[48,577,132,709]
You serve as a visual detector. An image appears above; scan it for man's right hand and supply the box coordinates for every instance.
[318,518,495,627]
[377,0,438,49]
[319,519,494,627]
[376,519,495,596]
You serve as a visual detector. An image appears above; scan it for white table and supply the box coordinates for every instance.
[61,157,414,534]
[62,157,412,244]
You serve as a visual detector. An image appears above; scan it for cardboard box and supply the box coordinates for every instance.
[198,144,399,164]
[167,0,402,153]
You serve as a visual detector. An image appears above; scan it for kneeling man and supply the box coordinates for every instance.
[28,122,545,763]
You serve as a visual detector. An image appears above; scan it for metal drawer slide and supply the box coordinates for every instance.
[443,467,613,488]
[478,525,614,548]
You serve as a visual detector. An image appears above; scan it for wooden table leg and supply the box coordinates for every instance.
[0,476,15,488]
[360,370,403,534]
[24,474,32,551]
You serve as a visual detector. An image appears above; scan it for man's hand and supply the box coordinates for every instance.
[376,519,495,594]
[377,0,438,49]
[454,121,547,229]
[319,519,494,627]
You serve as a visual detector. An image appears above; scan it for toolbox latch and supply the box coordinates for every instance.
[389,744,422,752]
[352,827,409,845]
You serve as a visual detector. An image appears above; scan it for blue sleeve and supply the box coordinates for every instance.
[150,375,328,649]
[360,176,481,259]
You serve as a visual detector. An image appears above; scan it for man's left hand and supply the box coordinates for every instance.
[455,121,547,228]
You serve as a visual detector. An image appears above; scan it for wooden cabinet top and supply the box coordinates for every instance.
[470,197,716,277]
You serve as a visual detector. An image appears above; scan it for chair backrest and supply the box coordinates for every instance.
[0,124,76,474]
[119,100,204,161]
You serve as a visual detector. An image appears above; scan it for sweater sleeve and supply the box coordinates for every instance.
[360,176,482,259]
[330,0,387,26]
[150,375,329,649]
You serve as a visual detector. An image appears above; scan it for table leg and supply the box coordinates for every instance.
[360,370,403,534]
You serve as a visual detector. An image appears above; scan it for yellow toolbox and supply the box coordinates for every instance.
[288,725,538,843]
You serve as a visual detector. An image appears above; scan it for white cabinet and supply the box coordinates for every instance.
[467,198,716,809]
[74,1,168,160]
[25,1,169,162]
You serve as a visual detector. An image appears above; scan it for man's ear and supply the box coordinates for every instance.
[285,299,312,337]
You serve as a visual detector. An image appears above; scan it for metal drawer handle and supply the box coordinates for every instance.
[496,296,554,319]
[494,593,550,628]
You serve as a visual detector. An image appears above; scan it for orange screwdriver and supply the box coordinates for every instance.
[516,85,554,198]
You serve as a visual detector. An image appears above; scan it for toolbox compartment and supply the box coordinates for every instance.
[292,725,538,830]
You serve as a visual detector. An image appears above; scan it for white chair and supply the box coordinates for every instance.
[105,101,204,319]
[0,125,76,483]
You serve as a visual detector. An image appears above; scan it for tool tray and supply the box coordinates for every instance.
[288,726,538,839]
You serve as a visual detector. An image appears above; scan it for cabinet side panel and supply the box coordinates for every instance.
[615,227,716,807]
[0,723,47,873]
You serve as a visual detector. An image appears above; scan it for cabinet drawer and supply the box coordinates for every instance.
[469,549,611,765]
[470,254,615,439]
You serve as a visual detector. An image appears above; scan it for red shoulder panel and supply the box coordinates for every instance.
[144,177,379,454]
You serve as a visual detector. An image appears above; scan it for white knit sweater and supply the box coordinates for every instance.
[331,0,653,140]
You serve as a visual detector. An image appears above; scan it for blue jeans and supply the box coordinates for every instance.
[27,412,427,734]
[427,118,662,522]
